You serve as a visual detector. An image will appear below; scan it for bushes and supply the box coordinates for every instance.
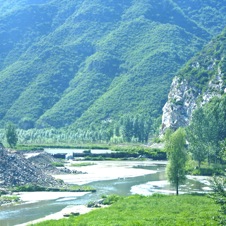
[112,146,166,160]
[101,195,122,205]
[188,164,225,176]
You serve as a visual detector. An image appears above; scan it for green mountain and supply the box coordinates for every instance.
[162,27,226,132]
[0,0,226,134]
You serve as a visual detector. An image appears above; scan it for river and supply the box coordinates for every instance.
[0,149,212,226]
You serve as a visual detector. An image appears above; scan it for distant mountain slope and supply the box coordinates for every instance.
[0,0,226,131]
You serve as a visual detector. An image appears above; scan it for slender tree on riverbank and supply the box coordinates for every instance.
[5,123,18,148]
[165,128,187,195]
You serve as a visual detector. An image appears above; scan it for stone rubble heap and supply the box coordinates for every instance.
[0,144,62,188]
[28,151,84,175]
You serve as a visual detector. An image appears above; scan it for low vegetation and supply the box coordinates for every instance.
[186,162,225,176]
[0,195,20,205]
[51,162,65,167]
[11,184,96,193]
[32,194,220,226]
[70,162,96,167]
[212,175,226,225]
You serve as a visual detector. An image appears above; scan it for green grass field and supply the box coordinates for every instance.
[33,194,220,226]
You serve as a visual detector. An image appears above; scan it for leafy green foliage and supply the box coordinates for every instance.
[0,195,20,204]
[176,0,226,35]
[5,123,18,148]
[189,164,224,176]
[12,184,47,192]
[186,108,210,168]
[187,95,226,167]
[33,194,219,226]
[177,27,226,92]
[165,128,187,195]
[212,176,226,225]
[0,119,153,144]
[101,194,122,205]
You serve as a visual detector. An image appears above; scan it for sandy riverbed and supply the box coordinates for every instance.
[14,160,161,225]
[15,204,96,226]
[14,192,90,225]
[17,191,89,203]
[9,160,212,226]
[53,160,162,184]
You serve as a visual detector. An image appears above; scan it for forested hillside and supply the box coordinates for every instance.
[162,27,226,132]
[0,0,226,141]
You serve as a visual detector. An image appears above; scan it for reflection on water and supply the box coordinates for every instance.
[0,161,212,226]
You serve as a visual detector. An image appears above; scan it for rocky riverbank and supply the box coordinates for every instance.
[0,144,92,206]
[25,151,85,175]
[0,144,62,189]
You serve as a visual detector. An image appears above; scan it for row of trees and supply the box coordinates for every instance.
[111,115,153,143]
[0,114,156,145]
[186,95,226,223]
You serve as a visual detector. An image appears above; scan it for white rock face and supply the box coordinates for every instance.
[161,65,225,133]
[161,77,198,133]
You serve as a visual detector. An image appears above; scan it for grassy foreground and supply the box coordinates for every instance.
[33,194,220,226]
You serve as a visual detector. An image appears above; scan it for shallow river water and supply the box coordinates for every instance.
[0,156,212,226]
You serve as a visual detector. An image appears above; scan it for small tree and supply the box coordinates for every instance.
[165,127,187,195]
[186,108,209,168]
[5,123,18,148]
[212,176,226,225]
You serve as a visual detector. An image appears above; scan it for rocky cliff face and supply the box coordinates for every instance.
[161,76,196,132]
[161,27,226,133]
[161,62,225,133]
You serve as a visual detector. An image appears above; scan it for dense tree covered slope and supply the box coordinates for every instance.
[0,0,226,131]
